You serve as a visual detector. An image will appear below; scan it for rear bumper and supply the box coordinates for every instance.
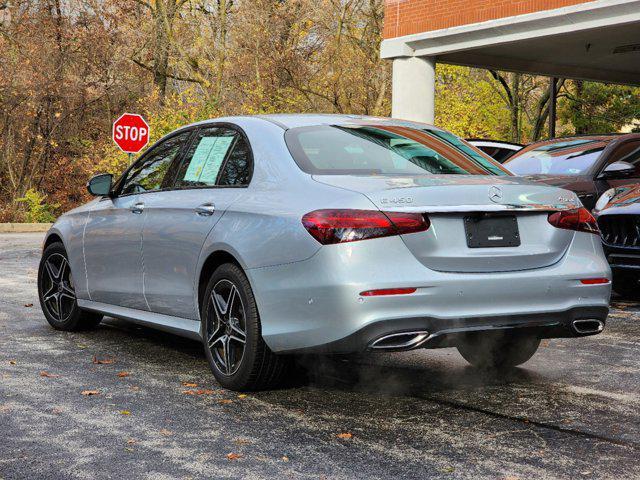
[279,306,608,354]
[248,232,611,354]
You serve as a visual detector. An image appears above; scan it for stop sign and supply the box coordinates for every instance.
[112,113,150,153]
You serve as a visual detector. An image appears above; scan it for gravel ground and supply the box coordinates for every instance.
[1,232,639,480]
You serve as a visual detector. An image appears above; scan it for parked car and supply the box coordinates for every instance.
[594,185,640,298]
[38,114,611,391]
[467,139,523,163]
[503,134,640,209]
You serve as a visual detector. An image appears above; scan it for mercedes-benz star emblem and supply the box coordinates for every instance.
[488,186,503,203]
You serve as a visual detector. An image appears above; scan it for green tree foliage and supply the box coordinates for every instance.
[435,65,509,140]
[16,189,59,223]
[559,80,640,135]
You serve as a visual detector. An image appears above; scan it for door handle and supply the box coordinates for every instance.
[195,203,216,216]
[131,202,145,214]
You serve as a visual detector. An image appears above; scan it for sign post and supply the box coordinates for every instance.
[112,113,150,161]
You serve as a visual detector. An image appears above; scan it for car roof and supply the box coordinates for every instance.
[510,133,640,159]
[182,113,446,132]
[256,113,447,130]
[524,133,639,149]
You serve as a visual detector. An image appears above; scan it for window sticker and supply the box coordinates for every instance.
[184,136,235,183]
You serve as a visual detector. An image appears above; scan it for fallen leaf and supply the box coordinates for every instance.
[39,371,60,378]
[182,382,198,387]
[127,439,137,445]
[281,456,289,462]
[441,466,455,473]
[8,360,16,365]
[24,303,33,307]
[92,355,115,365]
[182,389,215,395]
[217,399,233,404]
[117,371,130,378]
[237,394,247,399]
[233,439,251,446]
[226,453,242,461]
[336,432,353,439]
[81,390,100,396]
[160,429,173,436]
[120,410,131,415]
[129,386,140,391]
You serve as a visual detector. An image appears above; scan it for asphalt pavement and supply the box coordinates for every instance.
[1,233,639,479]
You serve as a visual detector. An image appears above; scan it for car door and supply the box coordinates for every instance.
[83,130,191,310]
[595,139,640,196]
[141,125,253,319]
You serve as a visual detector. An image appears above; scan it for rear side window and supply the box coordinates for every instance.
[285,125,509,176]
[175,126,253,187]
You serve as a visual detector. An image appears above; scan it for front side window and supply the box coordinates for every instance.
[285,125,509,176]
[505,139,608,175]
[120,131,191,195]
[175,126,253,187]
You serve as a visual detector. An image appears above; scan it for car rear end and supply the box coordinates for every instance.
[251,119,611,353]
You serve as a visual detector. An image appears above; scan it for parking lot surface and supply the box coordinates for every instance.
[1,233,639,479]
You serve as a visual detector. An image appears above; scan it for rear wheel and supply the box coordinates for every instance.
[457,333,540,369]
[38,242,103,331]
[202,263,289,391]
[612,271,640,299]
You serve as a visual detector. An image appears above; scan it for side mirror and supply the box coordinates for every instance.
[598,161,635,179]
[87,173,113,196]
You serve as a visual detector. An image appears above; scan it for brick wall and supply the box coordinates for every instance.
[384,0,593,38]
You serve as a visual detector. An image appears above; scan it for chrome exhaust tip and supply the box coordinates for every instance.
[369,331,430,350]
[572,319,604,335]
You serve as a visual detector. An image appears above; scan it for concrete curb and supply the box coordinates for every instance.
[0,223,52,233]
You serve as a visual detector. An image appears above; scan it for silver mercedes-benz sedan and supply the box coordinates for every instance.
[38,114,611,391]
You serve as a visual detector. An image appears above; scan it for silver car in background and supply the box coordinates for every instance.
[38,114,611,391]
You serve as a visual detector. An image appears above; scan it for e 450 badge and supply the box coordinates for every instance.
[380,197,414,205]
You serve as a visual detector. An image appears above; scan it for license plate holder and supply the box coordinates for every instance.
[464,215,520,248]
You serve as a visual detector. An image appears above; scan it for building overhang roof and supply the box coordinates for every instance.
[381,0,640,85]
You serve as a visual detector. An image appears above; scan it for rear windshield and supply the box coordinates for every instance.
[285,125,509,176]
[505,139,606,175]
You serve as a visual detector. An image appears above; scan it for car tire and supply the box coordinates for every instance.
[612,271,640,299]
[201,263,289,391]
[457,333,540,369]
[38,242,103,331]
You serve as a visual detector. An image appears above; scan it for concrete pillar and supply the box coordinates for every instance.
[391,56,436,124]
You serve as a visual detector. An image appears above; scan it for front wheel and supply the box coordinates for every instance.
[457,333,540,369]
[38,242,103,331]
[201,263,289,391]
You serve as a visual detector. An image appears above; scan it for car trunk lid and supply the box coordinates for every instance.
[313,174,578,273]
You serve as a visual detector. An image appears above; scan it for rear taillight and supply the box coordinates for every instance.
[302,209,429,245]
[547,207,599,235]
[360,288,417,296]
